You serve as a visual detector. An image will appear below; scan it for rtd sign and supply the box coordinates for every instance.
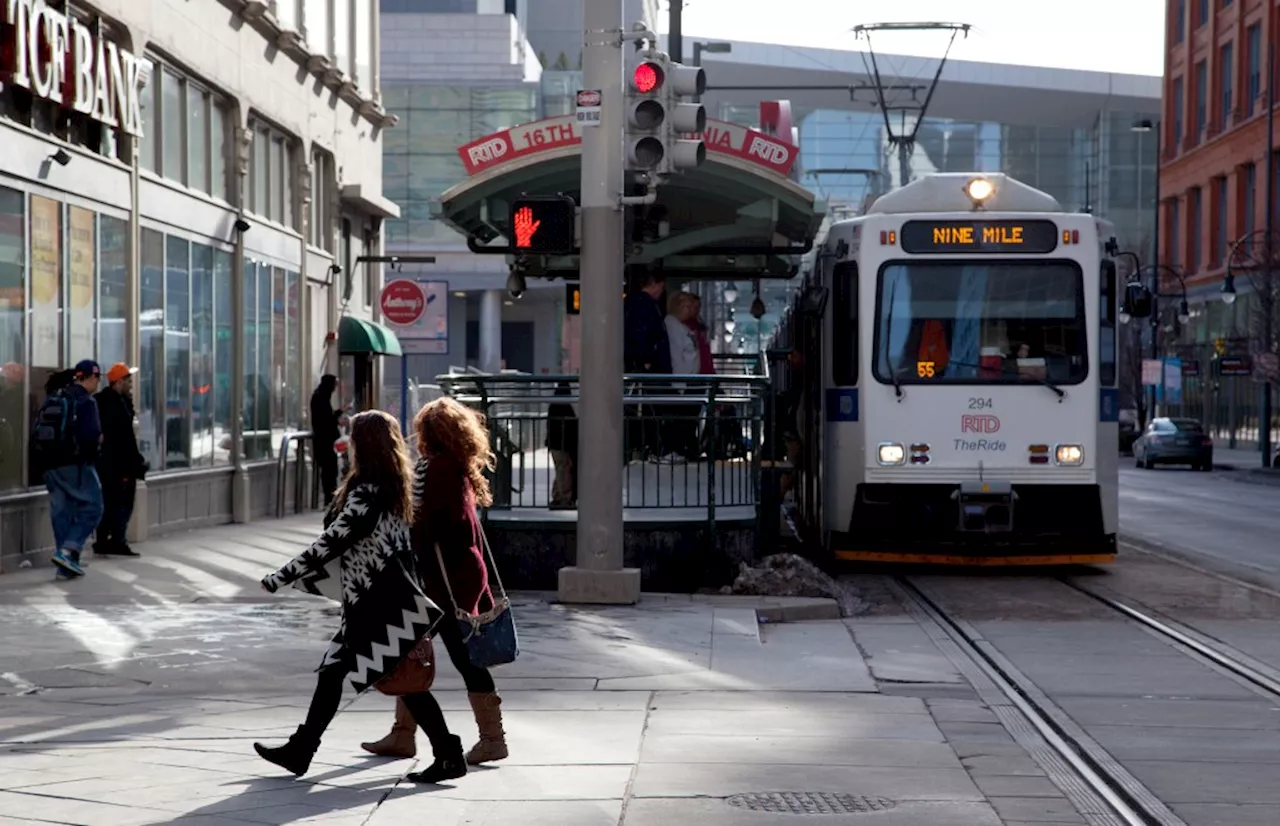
[380,279,426,326]
[1,0,147,137]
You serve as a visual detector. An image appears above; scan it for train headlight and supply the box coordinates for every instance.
[1055,444,1084,466]
[964,177,994,208]
[878,443,906,466]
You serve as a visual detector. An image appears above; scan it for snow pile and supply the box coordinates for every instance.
[721,553,864,617]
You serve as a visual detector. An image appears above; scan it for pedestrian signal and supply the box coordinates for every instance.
[565,283,581,315]
[509,196,576,255]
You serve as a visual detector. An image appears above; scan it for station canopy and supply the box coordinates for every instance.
[432,113,826,279]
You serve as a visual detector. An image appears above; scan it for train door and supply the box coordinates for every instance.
[795,281,828,548]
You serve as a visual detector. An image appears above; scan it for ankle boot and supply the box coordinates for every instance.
[407,734,467,784]
[361,698,418,758]
[254,726,320,777]
[465,692,509,765]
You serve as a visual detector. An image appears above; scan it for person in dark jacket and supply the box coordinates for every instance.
[310,375,341,504]
[623,273,671,459]
[36,360,104,579]
[623,273,671,374]
[94,363,146,557]
[362,396,508,767]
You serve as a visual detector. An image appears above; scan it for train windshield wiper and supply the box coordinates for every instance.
[932,360,1066,399]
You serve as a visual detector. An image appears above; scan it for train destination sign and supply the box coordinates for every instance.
[900,220,1059,254]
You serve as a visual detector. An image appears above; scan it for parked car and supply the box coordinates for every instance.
[1133,417,1214,471]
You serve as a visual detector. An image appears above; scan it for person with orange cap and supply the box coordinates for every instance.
[94,363,147,557]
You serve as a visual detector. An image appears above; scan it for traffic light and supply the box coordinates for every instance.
[509,195,577,255]
[624,53,708,176]
[625,60,666,171]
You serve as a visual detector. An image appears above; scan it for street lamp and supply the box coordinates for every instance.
[1221,274,1237,304]
[1131,118,1159,272]
[723,283,738,303]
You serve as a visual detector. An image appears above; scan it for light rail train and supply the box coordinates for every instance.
[775,172,1120,566]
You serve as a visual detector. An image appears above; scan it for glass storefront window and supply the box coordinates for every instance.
[29,196,62,450]
[213,250,234,465]
[256,263,272,454]
[272,267,287,440]
[140,229,165,471]
[286,270,301,428]
[165,236,192,469]
[99,216,128,367]
[191,244,215,467]
[162,70,185,184]
[243,260,263,459]
[67,207,96,364]
[140,74,158,173]
[0,188,24,493]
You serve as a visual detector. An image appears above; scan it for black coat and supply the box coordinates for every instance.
[624,291,671,374]
[96,387,145,478]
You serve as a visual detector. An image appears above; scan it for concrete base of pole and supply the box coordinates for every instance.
[557,566,642,605]
[127,479,149,542]
[231,467,252,524]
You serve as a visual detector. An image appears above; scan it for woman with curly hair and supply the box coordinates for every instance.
[253,410,468,783]
[362,397,510,766]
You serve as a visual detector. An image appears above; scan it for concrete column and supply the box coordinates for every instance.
[558,0,640,605]
[126,116,147,542]
[479,289,503,373]
[231,123,254,523]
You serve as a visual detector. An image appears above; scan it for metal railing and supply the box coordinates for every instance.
[437,355,771,534]
[275,431,314,518]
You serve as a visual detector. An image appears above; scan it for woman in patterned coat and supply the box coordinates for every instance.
[253,410,470,784]
[361,397,509,765]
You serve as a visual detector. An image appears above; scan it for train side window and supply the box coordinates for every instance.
[1100,260,1117,387]
[832,261,858,385]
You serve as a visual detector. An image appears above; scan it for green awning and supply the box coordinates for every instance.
[338,316,403,357]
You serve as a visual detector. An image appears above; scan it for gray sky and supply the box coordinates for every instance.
[665,0,1165,76]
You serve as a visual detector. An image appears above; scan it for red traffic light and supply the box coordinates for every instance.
[633,62,663,94]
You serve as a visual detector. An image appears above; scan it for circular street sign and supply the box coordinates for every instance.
[380,279,426,326]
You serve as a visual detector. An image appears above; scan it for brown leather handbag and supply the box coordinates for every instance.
[375,635,436,696]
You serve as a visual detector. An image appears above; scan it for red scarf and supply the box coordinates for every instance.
[686,319,715,374]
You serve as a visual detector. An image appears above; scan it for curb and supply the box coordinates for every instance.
[1118,533,1280,595]
[754,602,843,623]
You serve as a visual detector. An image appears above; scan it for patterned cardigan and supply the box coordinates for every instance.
[261,482,443,694]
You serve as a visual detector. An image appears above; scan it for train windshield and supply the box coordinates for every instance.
[873,260,1088,386]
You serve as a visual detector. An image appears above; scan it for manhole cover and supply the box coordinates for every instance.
[725,792,897,815]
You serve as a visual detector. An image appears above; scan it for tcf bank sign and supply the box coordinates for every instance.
[1,0,147,136]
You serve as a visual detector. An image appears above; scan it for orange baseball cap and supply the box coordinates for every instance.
[106,363,138,383]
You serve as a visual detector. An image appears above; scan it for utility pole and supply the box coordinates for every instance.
[558,0,640,604]
[669,0,682,62]
[1261,44,1274,467]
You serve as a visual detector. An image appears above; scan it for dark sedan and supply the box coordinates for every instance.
[1134,417,1214,471]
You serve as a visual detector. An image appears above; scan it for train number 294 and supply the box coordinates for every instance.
[968,397,993,410]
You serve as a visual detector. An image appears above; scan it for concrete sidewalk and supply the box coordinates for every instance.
[0,518,1056,825]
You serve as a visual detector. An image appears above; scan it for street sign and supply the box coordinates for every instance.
[510,195,576,254]
[1141,358,1163,386]
[1181,360,1200,377]
[575,89,601,128]
[380,279,426,326]
[1217,355,1252,377]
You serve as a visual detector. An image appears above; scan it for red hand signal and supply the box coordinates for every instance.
[514,206,541,248]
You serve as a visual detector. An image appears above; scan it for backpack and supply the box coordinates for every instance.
[30,388,80,468]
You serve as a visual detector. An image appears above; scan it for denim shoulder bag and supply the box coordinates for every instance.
[433,525,519,669]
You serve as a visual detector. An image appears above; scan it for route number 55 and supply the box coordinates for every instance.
[916,361,936,378]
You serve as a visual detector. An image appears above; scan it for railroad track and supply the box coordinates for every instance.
[892,574,1280,826]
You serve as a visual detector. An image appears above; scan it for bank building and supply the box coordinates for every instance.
[0,0,399,564]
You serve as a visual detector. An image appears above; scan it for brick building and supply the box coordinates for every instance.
[1157,0,1278,446]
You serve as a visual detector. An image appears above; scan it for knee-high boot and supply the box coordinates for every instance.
[360,697,417,758]
[465,692,509,765]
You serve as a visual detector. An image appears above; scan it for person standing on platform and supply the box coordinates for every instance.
[94,363,146,557]
[310,375,341,505]
[624,273,671,459]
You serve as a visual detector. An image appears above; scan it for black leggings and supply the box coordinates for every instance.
[437,616,496,694]
[303,664,455,755]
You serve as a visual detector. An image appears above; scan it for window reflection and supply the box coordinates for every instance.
[139,229,165,471]
[165,236,192,469]
[99,216,129,367]
[191,244,215,467]
[0,188,24,493]
[213,250,234,465]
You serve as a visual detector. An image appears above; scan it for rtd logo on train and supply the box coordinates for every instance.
[961,414,1001,434]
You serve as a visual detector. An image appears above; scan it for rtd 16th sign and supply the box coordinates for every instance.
[1,0,148,137]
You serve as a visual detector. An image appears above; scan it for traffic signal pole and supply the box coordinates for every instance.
[558,0,641,604]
